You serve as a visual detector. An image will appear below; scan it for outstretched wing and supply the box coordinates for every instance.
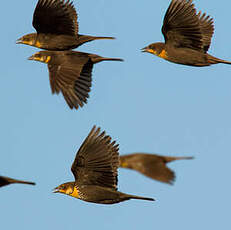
[71,126,119,190]
[197,11,214,52]
[162,0,204,51]
[48,52,93,110]
[33,0,78,36]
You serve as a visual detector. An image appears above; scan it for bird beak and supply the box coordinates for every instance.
[141,47,148,52]
[16,38,23,44]
[27,55,34,61]
[53,187,59,193]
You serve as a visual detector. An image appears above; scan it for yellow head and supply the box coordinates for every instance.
[28,51,52,63]
[16,33,38,46]
[141,42,167,59]
[53,182,80,199]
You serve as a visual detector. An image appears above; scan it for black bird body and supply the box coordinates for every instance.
[76,185,154,204]
[0,176,35,187]
[57,183,153,204]
[18,33,114,51]
[151,43,230,66]
[142,0,231,66]
[53,126,155,204]
[28,50,123,109]
[120,153,193,184]
[17,0,114,50]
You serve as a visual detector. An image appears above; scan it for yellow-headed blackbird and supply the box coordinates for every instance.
[142,0,231,66]
[0,175,35,187]
[28,51,123,109]
[53,126,155,204]
[120,153,193,184]
[16,0,114,50]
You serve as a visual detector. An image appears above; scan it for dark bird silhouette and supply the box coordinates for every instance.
[0,176,35,187]
[142,0,231,66]
[53,126,155,204]
[120,153,194,184]
[28,50,123,109]
[16,0,114,50]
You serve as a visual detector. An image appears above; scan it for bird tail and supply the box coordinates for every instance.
[127,194,155,202]
[11,179,36,185]
[163,156,194,163]
[90,55,124,63]
[99,57,124,62]
[208,55,231,65]
[77,34,115,46]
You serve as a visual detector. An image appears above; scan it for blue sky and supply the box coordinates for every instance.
[1,0,231,229]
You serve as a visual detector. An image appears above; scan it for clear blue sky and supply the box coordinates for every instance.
[1,0,231,229]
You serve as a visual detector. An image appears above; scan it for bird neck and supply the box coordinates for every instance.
[154,43,167,59]
[158,48,167,59]
[69,185,80,199]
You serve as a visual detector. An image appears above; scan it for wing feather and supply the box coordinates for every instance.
[33,0,78,36]
[71,126,119,190]
[162,0,204,51]
[48,57,93,109]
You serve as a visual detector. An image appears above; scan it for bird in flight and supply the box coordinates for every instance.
[16,0,115,50]
[120,153,193,184]
[28,51,123,109]
[53,126,155,204]
[142,0,231,66]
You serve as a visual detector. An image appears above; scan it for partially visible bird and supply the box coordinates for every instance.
[53,126,155,204]
[0,175,35,188]
[119,153,194,184]
[28,51,123,109]
[142,0,231,66]
[16,0,114,50]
